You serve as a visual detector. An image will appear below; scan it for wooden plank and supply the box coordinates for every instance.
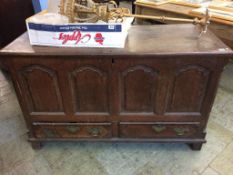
[135,2,233,25]
[0,25,232,56]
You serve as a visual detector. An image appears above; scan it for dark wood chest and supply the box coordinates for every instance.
[1,25,232,150]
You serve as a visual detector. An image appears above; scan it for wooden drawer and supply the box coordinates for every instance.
[120,123,200,138]
[33,123,112,139]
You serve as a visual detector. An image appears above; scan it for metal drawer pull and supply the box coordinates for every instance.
[65,126,80,134]
[88,127,102,137]
[174,127,189,136]
[152,125,166,133]
[43,128,57,138]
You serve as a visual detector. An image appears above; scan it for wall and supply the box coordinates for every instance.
[32,0,48,13]
[0,0,34,47]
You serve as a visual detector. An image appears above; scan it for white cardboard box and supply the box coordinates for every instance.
[26,12,133,48]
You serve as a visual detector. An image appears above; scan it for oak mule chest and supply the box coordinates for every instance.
[0,25,232,150]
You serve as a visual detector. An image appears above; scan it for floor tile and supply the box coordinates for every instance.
[48,145,108,175]
[0,135,37,173]
[94,142,159,175]
[75,155,109,175]
[210,141,233,175]
[132,121,233,175]
[210,88,233,133]
[40,142,74,168]
[219,61,233,92]
[201,167,220,175]
[207,120,233,145]
[134,162,164,175]
[4,155,52,175]
[0,94,22,121]
[0,116,27,146]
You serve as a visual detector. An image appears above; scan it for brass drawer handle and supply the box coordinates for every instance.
[65,126,80,134]
[88,127,102,137]
[43,128,57,138]
[174,127,189,136]
[152,125,166,133]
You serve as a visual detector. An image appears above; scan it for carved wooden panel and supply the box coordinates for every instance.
[166,65,210,113]
[70,66,109,114]
[19,65,64,113]
[120,65,159,113]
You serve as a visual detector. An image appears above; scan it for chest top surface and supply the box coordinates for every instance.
[0,24,232,57]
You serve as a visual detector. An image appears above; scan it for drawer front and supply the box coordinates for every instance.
[120,123,200,138]
[33,123,112,139]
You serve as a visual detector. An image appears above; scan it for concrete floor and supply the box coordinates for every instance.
[0,60,232,175]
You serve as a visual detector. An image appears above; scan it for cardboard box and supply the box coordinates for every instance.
[26,12,133,48]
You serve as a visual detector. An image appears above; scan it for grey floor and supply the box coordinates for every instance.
[0,60,232,175]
